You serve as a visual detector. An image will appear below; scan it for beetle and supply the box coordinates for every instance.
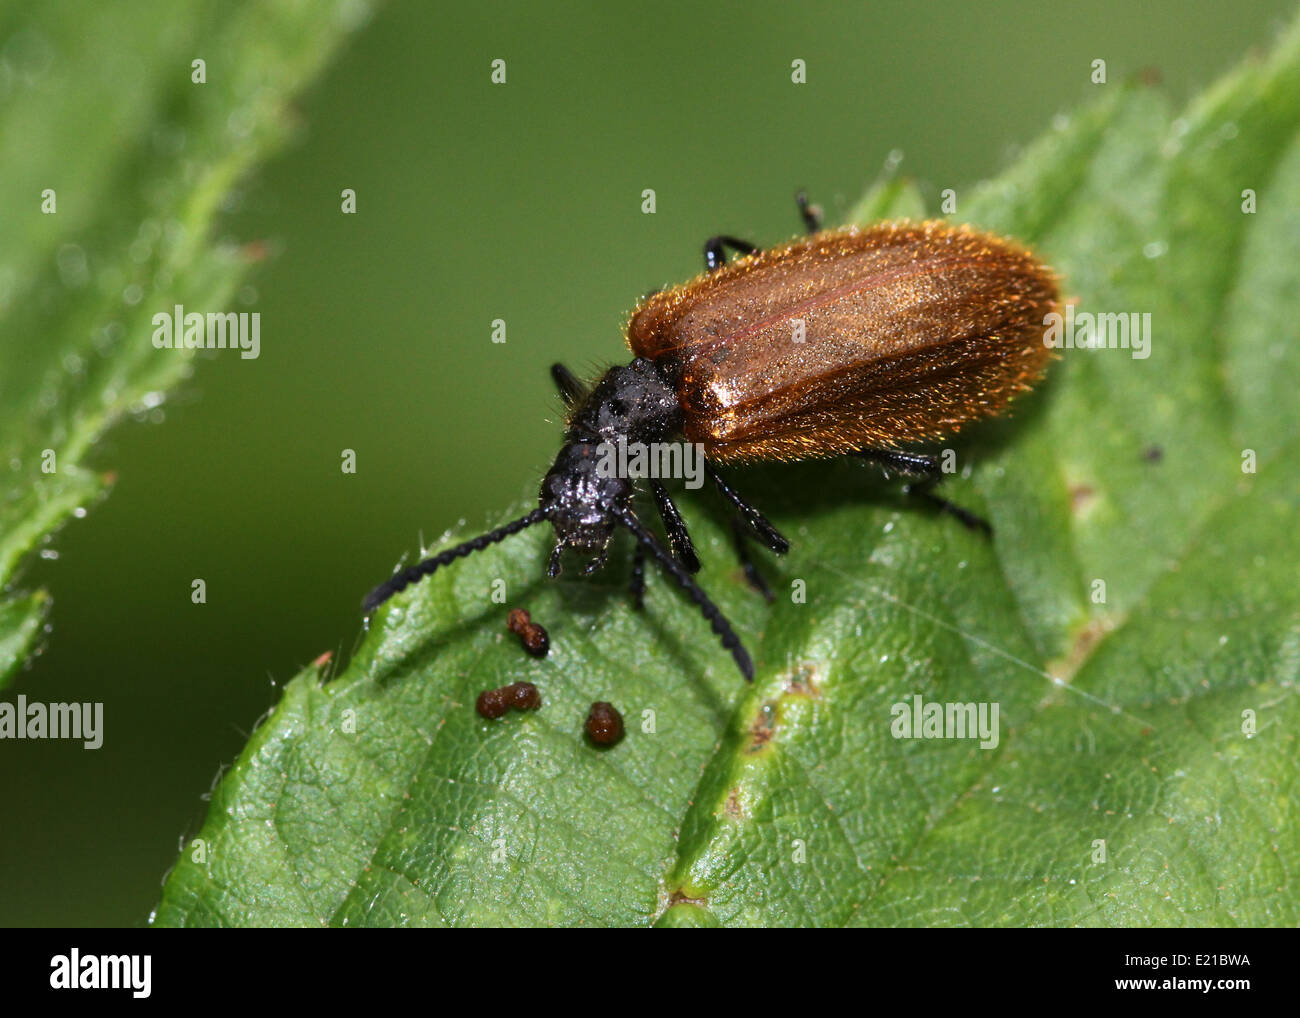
[364,193,1059,681]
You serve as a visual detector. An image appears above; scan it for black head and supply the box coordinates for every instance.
[539,358,680,576]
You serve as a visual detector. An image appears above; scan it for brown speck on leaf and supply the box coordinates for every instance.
[1047,616,1116,684]
[748,701,779,752]
[785,663,819,696]
[1069,484,1096,514]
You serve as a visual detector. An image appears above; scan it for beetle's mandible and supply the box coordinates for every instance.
[364,193,1060,680]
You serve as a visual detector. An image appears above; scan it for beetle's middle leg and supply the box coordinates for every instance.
[651,480,700,572]
[628,481,700,607]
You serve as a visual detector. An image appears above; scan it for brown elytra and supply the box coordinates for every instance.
[628,221,1058,462]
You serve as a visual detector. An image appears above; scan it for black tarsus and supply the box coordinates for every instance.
[703,235,758,272]
[854,447,940,478]
[795,189,822,234]
[629,542,647,607]
[730,517,775,602]
[854,448,992,536]
[614,505,754,681]
[550,362,586,408]
[706,464,789,554]
[650,480,700,573]
[362,508,551,613]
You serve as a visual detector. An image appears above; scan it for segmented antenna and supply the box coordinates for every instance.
[614,505,755,681]
[362,508,551,613]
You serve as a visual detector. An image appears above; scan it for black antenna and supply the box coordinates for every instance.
[363,508,551,613]
[614,505,755,681]
[550,363,587,408]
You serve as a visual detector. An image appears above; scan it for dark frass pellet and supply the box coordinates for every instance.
[364,195,1059,683]
[475,687,510,719]
[476,682,542,719]
[506,608,550,657]
[509,681,542,710]
[585,702,624,746]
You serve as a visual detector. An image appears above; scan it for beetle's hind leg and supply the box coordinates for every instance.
[854,448,992,536]
[855,447,938,477]
[906,482,993,536]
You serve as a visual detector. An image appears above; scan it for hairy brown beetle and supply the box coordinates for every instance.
[365,194,1058,680]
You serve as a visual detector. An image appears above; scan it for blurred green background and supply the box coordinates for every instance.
[1,0,1294,926]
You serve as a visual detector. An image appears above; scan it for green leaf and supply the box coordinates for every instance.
[155,20,1300,927]
[0,0,372,688]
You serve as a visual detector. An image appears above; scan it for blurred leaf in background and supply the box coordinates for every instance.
[153,15,1300,926]
[0,0,373,688]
